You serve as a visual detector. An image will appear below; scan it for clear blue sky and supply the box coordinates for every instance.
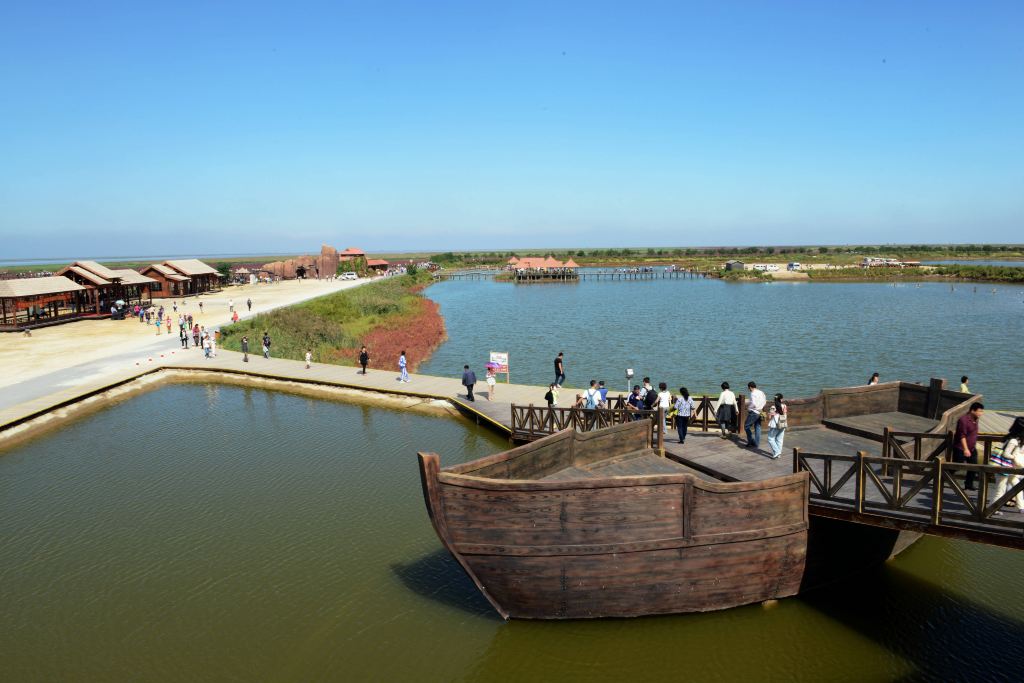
[1,1,1022,258]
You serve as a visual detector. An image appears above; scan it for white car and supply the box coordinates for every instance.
[341,272,358,281]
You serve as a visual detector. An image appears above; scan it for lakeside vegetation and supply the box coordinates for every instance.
[805,265,1024,283]
[219,271,445,370]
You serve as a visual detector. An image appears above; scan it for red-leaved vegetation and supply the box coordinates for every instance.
[333,297,446,372]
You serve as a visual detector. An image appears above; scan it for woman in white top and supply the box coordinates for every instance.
[993,418,1024,514]
[486,368,497,401]
[767,393,789,459]
[716,382,737,438]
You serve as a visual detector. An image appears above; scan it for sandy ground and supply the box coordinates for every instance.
[0,277,370,388]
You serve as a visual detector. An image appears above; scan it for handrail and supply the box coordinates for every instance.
[509,404,667,451]
[793,444,1024,544]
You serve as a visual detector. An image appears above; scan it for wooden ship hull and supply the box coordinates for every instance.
[417,421,809,619]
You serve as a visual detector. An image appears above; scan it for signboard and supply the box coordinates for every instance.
[489,351,510,383]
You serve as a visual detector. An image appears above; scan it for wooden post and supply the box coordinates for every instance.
[792,447,801,475]
[737,394,746,437]
[702,396,709,432]
[932,459,943,526]
[925,377,945,420]
[855,451,867,514]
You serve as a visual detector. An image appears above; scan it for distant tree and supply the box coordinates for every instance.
[215,262,232,280]
[576,250,586,257]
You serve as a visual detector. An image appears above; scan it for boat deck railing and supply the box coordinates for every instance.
[795,432,1024,549]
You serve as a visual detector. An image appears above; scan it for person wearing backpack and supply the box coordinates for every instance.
[584,380,602,409]
[767,393,789,459]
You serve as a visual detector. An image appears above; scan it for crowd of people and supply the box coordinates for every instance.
[540,352,792,458]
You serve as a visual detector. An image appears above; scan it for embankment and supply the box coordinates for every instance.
[219,272,446,371]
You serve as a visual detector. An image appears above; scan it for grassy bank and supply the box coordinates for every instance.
[219,271,446,370]
[805,265,1024,283]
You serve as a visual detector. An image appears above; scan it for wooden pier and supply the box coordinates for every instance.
[436,268,713,282]
[503,384,1024,550]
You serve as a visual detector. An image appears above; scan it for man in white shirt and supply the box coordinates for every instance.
[745,381,767,449]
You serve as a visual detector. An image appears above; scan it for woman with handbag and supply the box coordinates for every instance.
[767,393,788,459]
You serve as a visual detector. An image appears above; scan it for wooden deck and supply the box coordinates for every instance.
[823,412,937,440]
[540,450,710,481]
[664,428,882,482]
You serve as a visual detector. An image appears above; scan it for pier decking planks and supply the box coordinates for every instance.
[823,412,937,440]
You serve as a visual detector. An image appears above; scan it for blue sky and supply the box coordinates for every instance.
[1,1,1022,258]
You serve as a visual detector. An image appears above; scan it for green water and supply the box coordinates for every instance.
[2,384,1022,681]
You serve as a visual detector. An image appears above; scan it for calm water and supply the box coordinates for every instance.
[421,278,1024,408]
[2,383,1024,681]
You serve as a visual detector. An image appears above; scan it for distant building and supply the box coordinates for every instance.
[366,259,390,274]
[56,260,155,312]
[0,277,88,330]
[724,260,745,271]
[508,256,579,271]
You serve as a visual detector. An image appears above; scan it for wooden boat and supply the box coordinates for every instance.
[417,420,809,619]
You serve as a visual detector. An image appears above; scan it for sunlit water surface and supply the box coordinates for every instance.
[2,384,1023,681]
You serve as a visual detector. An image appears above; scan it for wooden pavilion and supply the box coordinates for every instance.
[0,277,89,330]
[56,261,155,314]
[141,264,191,298]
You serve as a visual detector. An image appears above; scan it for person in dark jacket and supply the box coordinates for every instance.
[359,346,370,374]
[462,365,478,401]
[241,335,249,362]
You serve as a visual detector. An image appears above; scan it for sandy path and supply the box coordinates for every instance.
[0,277,371,388]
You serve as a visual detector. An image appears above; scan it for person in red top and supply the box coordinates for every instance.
[953,402,985,491]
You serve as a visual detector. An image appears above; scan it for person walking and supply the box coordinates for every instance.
[674,388,695,444]
[359,346,370,374]
[198,300,204,314]
[262,332,271,359]
[165,315,172,333]
[554,352,566,388]
[462,365,477,401]
[154,316,162,335]
[246,298,252,312]
[241,335,249,362]
[486,367,497,400]
[210,331,217,357]
[179,327,188,348]
[172,301,178,314]
[992,417,1024,514]
[305,349,312,369]
[228,298,234,313]
[745,381,767,449]
[953,402,985,490]
[231,310,239,324]
[398,351,409,382]
[192,323,200,347]
[767,393,789,459]
[716,382,738,439]
[656,382,672,435]
[960,375,970,393]
[202,336,212,358]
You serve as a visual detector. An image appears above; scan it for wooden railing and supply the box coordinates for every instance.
[601,394,744,432]
[510,404,666,450]
[794,445,1024,548]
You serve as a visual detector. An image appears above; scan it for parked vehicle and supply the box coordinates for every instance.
[341,272,359,280]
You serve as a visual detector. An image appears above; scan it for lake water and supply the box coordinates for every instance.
[421,277,1024,408]
[2,383,1024,681]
